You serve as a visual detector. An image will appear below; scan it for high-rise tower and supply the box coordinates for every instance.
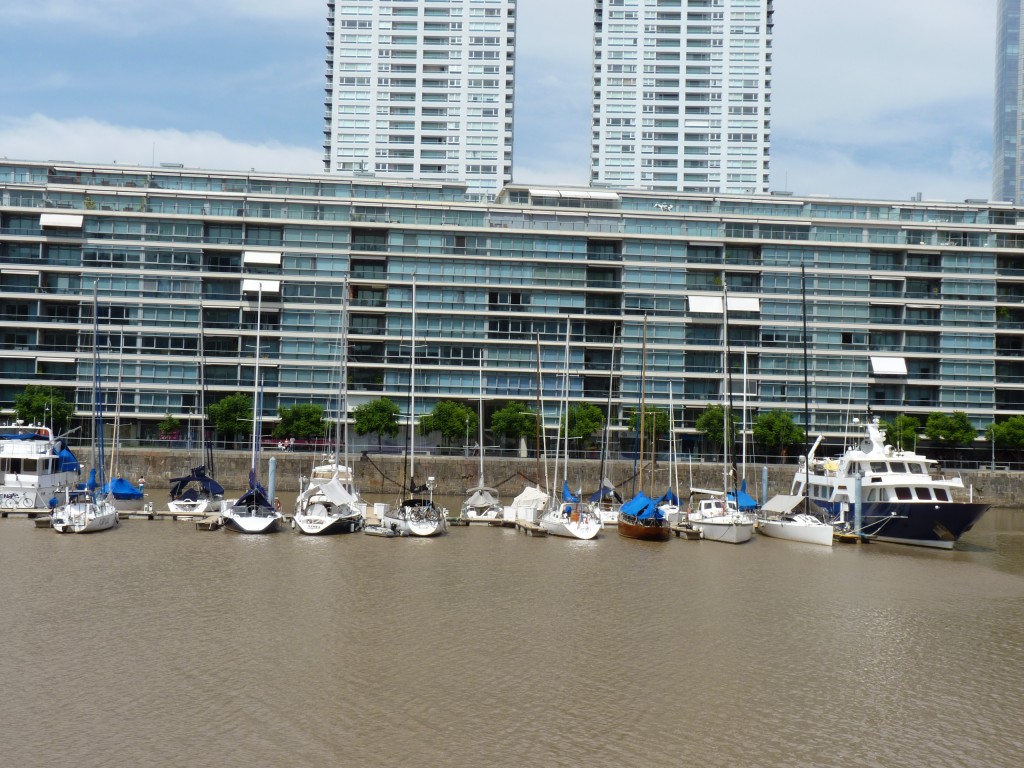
[324,0,516,201]
[994,0,1023,203]
[591,0,773,194]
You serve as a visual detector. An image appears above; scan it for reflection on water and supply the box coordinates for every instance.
[0,507,1022,767]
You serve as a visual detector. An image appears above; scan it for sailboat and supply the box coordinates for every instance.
[588,326,622,526]
[294,284,366,535]
[691,284,754,544]
[51,281,119,534]
[460,365,502,523]
[102,335,143,511]
[169,303,227,518]
[757,266,834,546]
[379,276,446,537]
[619,315,671,541]
[538,318,602,540]
[221,284,282,534]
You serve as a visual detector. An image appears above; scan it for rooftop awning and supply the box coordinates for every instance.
[242,251,282,266]
[242,278,281,295]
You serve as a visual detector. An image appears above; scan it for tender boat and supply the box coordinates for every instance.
[794,418,990,549]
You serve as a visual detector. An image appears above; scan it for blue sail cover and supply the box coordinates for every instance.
[657,488,679,506]
[588,484,623,504]
[86,467,98,492]
[103,476,143,500]
[727,487,759,511]
[561,480,580,503]
[57,447,80,473]
[621,491,666,521]
[169,466,224,498]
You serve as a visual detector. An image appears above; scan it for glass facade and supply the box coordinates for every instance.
[0,160,1020,447]
[994,0,1023,203]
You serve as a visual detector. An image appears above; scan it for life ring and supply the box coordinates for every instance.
[274,497,282,512]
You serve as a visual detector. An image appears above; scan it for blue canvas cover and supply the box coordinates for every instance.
[727,486,758,511]
[657,488,679,506]
[588,483,623,504]
[57,447,80,473]
[622,491,666,521]
[561,480,580,503]
[169,466,224,498]
[104,476,143,500]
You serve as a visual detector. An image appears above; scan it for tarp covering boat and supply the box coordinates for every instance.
[318,478,359,507]
[727,481,759,510]
[57,447,80,473]
[169,466,224,499]
[464,487,500,508]
[103,476,143,500]
[759,494,804,515]
[621,491,667,520]
[588,478,623,504]
[561,480,580,503]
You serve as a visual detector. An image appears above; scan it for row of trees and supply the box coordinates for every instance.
[9,385,1019,461]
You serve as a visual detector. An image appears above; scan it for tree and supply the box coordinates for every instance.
[694,403,739,454]
[353,397,401,451]
[419,400,477,447]
[626,406,669,454]
[989,415,1024,463]
[490,401,537,447]
[562,402,606,455]
[13,386,75,433]
[158,414,182,438]
[880,414,920,451]
[273,403,326,441]
[207,393,253,448]
[751,409,804,460]
[924,411,977,448]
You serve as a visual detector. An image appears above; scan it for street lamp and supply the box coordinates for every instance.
[464,416,470,457]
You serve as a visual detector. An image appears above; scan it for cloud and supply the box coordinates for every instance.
[0,114,321,174]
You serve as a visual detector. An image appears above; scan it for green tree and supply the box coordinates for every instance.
[353,397,401,451]
[924,411,977,448]
[207,393,254,448]
[490,401,537,447]
[694,403,739,455]
[751,409,804,460]
[419,400,477,448]
[626,406,669,453]
[158,414,182,438]
[13,386,75,433]
[880,414,920,451]
[988,415,1024,462]
[561,402,606,455]
[272,403,326,441]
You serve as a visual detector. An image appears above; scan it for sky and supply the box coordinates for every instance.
[0,0,998,202]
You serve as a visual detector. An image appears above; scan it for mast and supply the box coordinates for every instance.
[639,314,648,496]
[598,324,617,497]
[409,275,416,485]
[534,333,547,492]
[198,302,214,477]
[801,264,810,512]
[92,279,107,496]
[722,281,729,502]
[477,361,485,487]
[108,331,125,483]
[251,285,262,479]
[561,316,571,490]
[341,277,350,479]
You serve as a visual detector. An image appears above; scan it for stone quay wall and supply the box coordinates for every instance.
[106,448,1016,507]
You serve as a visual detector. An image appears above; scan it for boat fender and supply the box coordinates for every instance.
[274,497,282,512]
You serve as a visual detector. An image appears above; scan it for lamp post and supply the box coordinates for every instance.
[464,416,470,457]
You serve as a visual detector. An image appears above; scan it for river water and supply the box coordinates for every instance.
[1,503,1022,768]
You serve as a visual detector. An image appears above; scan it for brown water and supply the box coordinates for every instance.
[1,505,1023,768]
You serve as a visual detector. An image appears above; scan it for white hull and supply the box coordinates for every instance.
[539,510,602,540]
[696,516,754,544]
[381,503,447,537]
[757,516,834,547]
[51,501,119,534]
[168,497,223,516]
[221,510,282,534]
[461,506,503,524]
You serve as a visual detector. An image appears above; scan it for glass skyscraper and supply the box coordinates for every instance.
[994,0,1023,203]
[591,0,773,194]
[323,0,516,202]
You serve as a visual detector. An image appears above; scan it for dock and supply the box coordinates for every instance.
[671,523,703,540]
[515,520,547,536]
[195,514,222,531]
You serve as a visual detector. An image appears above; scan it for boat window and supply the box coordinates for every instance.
[895,487,913,500]
[914,487,932,500]
[934,488,950,501]
[870,462,887,473]
[908,463,927,475]
[889,462,908,473]
[865,489,879,501]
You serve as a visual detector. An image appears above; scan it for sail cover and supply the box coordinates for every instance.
[104,476,143,500]
[320,478,359,507]
[561,480,580,502]
[464,487,499,508]
[169,466,224,497]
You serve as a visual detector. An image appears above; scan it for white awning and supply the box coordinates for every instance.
[528,188,562,197]
[689,295,723,313]
[728,296,761,313]
[242,278,281,295]
[40,213,83,228]
[242,251,282,266]
[760,495,805,515]
[870,356,907,375]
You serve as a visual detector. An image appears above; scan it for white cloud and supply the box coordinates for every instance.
[0,115,321,174]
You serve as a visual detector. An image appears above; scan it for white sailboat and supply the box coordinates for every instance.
[690,284,753,544]
[294,288,366,535]
[51,282,118,534]
[538,317,602,540]
[221,283,283,534]
[461,365,503,523]
[103,335,144,511]
[379,276,446,537]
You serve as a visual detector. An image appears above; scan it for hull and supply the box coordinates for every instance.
[758,516,834,547]
[382,499,447,537]
[697,516,754,544]
[618,518,672,541]
[461,505,503,524]
[51,502,119,534]
[168,497,222,517]
[221,510,282,534]
[539,509,602,540]
[856,501,990,549]
[292,513,363,535]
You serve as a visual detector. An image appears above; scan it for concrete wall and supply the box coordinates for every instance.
[109,448,1013,506]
